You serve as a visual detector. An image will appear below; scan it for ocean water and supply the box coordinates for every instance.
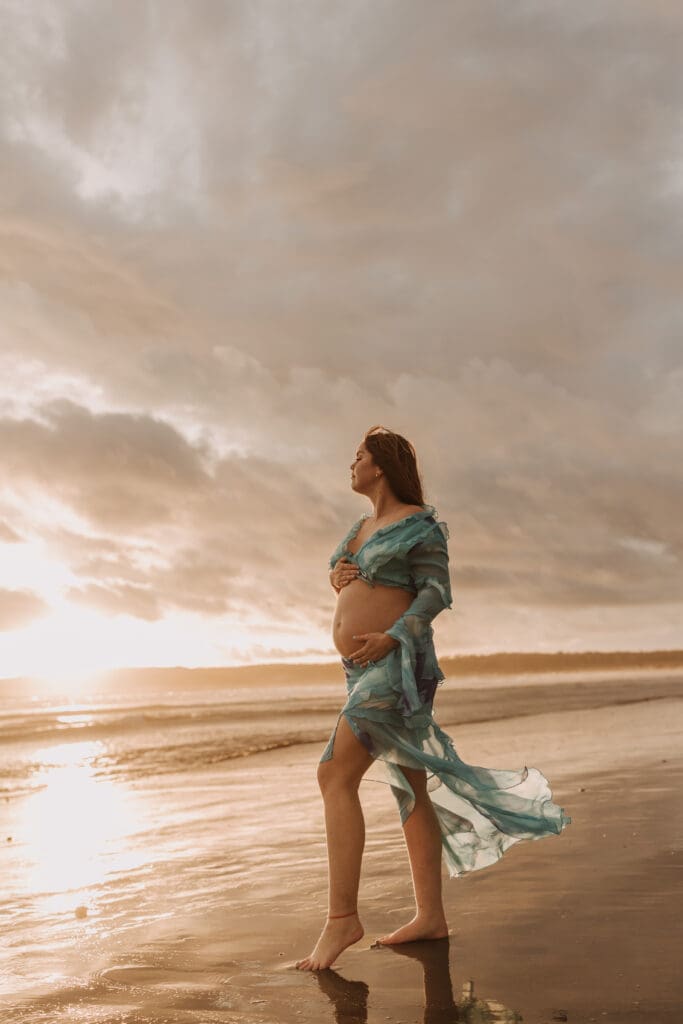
[0,675,346,1017]
[0,681,344,799]
[2,667,681,1022]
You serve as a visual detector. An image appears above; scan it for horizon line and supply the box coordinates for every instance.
[2,647,683,685]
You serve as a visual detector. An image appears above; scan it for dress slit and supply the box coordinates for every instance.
[320,648,571,878]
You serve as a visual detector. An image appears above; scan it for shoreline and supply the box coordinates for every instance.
[2,680,681,1022]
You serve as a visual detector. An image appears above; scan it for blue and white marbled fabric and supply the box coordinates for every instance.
[329,506,452,715]
[325,506,571,877]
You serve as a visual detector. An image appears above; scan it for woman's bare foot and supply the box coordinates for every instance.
[377,913,448,945]
[296,913,364,971]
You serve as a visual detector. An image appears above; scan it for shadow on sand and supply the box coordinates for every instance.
[315,938,523,1024]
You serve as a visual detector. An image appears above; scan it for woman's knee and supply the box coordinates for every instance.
[317,714,373,795]
[317,758,361,797]
[316,759,333,793]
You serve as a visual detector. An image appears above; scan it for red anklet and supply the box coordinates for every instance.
[327,910,358,920]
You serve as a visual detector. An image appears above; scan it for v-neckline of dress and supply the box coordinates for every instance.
[344,506,435,557]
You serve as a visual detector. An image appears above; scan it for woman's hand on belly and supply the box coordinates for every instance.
[348,631,399,668]
[332,580,412,657]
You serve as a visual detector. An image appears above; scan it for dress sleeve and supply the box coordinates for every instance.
[385,522,452,715]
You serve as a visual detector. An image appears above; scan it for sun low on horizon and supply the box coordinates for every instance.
[2,11,683,1024]
[1,3,682,689]
[0,528,329,685]
[1,472,681,691]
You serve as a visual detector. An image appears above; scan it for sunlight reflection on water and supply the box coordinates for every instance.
[16,740,146,915]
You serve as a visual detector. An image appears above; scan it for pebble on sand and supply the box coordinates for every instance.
[74,905,88,919]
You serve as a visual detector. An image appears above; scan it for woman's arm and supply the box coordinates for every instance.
[385,534,452,643]
[383,526,452,713]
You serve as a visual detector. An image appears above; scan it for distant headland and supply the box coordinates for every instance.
[2,649,682,693]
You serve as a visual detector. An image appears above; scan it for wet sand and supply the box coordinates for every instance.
[3,677,682,1023]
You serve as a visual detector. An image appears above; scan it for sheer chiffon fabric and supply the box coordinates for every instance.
[321,645,570,877]
[326,506,571,877]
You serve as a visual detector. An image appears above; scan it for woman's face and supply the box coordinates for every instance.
[350,441,379,494]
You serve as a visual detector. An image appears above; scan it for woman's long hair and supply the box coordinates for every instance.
[364,425,424,506]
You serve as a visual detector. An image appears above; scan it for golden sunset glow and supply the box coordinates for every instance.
[17,741,145,913]
[1,7,681,1023]
[0,3,681,684]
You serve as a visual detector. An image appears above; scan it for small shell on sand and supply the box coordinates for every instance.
[74,905,88,919]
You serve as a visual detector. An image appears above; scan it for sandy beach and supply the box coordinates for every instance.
[4,2,683,1021]
[1,667,681,1023]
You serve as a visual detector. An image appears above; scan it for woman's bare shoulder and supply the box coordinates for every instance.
[378,504,428,528]
[399,503,426,517]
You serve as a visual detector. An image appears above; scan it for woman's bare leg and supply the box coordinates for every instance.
[296,715,373,970]
[378,766,448,944]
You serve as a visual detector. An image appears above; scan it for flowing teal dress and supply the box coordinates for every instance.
[323,506,570,878]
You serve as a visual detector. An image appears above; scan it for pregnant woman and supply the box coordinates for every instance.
[296,426,570,971]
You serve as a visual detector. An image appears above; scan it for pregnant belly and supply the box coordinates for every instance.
[332,580,413,658]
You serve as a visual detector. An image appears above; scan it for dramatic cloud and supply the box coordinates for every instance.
[0,588,48,631]
[0,0,681,671]
[0,401,210,527]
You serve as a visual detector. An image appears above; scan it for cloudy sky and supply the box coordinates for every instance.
[0,1,681,678]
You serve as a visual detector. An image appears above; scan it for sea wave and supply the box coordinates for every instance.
[0,694,336,799]
[0,730,326,799]
[0,693,339,745]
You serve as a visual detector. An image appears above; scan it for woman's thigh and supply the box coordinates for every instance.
[399,764,429,800]
[318,714,374,791]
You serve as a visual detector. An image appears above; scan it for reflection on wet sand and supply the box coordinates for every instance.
[315,969,370,1024]
[12,739,146,918]
[315,939,523,1024]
